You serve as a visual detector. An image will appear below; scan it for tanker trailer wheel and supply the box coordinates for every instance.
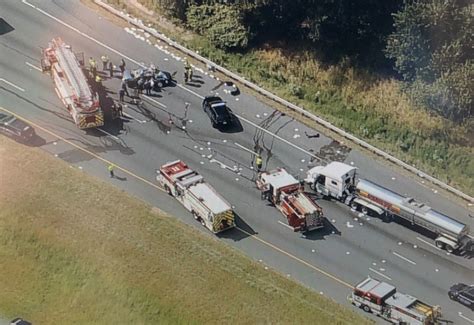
[351,202,359,211]
[362,305,371,313]
[435,240,445,250]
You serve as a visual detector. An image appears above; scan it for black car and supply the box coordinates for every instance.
[0,112,35,141]
[202,96,234,128]
[10,318,32,325]
[449,283,474,309]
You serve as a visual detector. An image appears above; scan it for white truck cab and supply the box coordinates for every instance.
[305,162,357,200]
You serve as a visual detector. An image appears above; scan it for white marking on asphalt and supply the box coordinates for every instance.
[277,221,294,230]
[392,251,416,265]
[346,251,350,255]
[381,260,386,263]
[416,237,441,251]
[54,154,58,157]
[346,222,354,228]
[398,242,402,245]
[264,266,268,270]
[22,0,35,8]
[97,128,119,140]
[435,268,439,272]
[0,78,25,92]
[379,268,385,272]
[143,95,167,108]
[413,244,418,249]
[459,312,474,324]
[234,142,259,155]
[122,112,146,123]
[78,166,83,170]
[311,249,315,253]
[25,62,42,71]
[369,268,392,281]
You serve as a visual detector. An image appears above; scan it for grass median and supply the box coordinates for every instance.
[0,137,370,324]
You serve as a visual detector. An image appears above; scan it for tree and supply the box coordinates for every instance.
[386,0,473,122]
[186,4,249,50]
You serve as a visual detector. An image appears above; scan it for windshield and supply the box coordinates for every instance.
[0,113,15,124]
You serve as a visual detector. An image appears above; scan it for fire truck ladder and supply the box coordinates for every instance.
[53,38,94,111]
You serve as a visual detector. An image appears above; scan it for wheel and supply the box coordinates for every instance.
[164,185,172,196]
[435,240,445,250]
[445,245,454,253]
[351,202,358,210]
[192,212,199,220]
[157,81,164,88]
[211,121,218,128]
[361,207,368,215]
[200,219,206,227]
[448,293,455,300]
[362,305,371,313]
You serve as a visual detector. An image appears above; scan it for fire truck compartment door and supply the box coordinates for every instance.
[354,198,384,215]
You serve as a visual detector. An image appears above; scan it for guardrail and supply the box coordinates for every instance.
[94,0,473,204]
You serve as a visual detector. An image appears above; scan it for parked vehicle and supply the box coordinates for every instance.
[449,283,474,309]
[157,160,235,233]
[349,277,442,324]
[0,112,35,141]
[41,37,104,129]
[256,168,324,232]
[202,96,235,129]
[305,162,473,253]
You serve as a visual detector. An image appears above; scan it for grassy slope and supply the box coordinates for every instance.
[122,0,473,196]
[0,137,370,324]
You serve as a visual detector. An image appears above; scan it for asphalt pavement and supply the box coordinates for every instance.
[1,1,473,323]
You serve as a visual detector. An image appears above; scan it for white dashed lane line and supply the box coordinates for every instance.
[0,78,25,92]
[25,61,42,72]
[392,251,417,265]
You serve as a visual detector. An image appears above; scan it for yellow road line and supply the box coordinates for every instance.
[0,105,354,290]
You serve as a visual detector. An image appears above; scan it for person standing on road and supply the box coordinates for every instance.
[89,57,97,77]
[119,58,126,75]
[101,55,109,71]
[119,88,125,102]
[108,164,115,178]
[121,80,130,97]
[256,155,263,172]
[108,61,114,77]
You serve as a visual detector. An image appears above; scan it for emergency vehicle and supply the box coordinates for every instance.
[256,168,324,232]
[157,160,235,233]
[40,37,104,129]
[350,277,441,324]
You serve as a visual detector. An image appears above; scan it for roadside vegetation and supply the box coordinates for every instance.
[0,137,369,324]
[106,0,473,195]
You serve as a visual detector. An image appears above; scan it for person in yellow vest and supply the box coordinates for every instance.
[108,164,115,178]
[89,57,97,77]
[101,55,109,70]
[255,155,263,172]
[95,75,102,92]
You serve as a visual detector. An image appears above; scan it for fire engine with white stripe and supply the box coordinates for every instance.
[157,160,236,233]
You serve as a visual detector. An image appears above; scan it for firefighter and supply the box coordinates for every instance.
[119,88,125,102]
[108,61,114,77]
[95,75,102,91]
[184,59,192,82]
[255,155,263,172]
[117,102,123,117]
[101,54,109,70]
[89,57,97,77]
[119,58,126,75]
[108,164,115,178]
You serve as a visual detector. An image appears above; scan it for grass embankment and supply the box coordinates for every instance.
[0,137,369,324]
[106,0,473,196]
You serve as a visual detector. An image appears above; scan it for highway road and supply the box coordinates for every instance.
[1,1,473,323]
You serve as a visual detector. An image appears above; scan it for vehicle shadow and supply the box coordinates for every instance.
[0,18,14,35]
[303,218,341,241]
[218,115,244,134]
[218,212,257,241]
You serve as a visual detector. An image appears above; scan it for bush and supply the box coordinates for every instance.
[186,4,249,50]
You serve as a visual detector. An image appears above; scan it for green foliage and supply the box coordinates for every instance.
[386,0,473,122]
[186,4,249,50]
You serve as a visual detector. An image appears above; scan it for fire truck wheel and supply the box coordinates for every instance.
[361,207,368,215]
[351,202,358,211]
[445,245,454,253]
[362,305,371,313]
[164,185,172,196]
[192,212,199,220]
[200,219,206,227]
